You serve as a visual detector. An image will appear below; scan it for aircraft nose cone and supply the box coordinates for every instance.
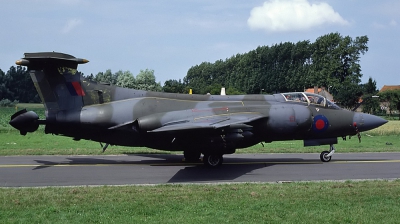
[353,113,388,132]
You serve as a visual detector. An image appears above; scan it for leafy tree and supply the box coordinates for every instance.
[0,99,19,107]
[2,66,40,103]
[0,69,11,100]
[91,69,161,91]
[311,33,368,100]
[184,62,215,94]
[225,87,245,95]
[85,73,95,81]
[361,77,380,114]
[205,83,223,95]
[94,69,118,85]
[116,70,136,89]
[333,79,363,109]
[183,32,368,107]
[163,79,186,93]
[135,69,162,92]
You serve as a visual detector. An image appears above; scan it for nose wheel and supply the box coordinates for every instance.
[320,144,336,162]
[320,151,332,162]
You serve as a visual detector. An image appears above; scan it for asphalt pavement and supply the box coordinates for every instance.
[1,153,400,187]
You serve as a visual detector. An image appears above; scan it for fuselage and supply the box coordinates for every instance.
[42,87,379,152]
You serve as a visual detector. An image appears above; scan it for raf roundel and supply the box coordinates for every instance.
[313,115,329,132]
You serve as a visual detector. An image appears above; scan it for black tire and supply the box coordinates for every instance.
[320,151,332,162]
[184,151,201,161]
[203,154,223,167]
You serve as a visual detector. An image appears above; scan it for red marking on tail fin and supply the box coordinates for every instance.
[71,81,85,96]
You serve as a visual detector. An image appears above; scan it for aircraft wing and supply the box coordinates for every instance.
[149,112,266,132]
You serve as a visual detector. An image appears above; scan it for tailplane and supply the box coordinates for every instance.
[16,52,89,113]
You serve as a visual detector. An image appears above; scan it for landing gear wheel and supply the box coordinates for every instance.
[320,151,332,162]
[184,151,201,161]
[203,154,223,167]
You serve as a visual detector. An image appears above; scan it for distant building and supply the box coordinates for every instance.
[304,86,364,111]
[304,86,334,102]
[380,85,400,92]
[379,85,400,115]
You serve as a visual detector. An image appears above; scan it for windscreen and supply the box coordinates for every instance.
[326,99,341,109]
[281,92,341,109]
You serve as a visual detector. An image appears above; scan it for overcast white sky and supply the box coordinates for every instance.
[1,0,399,89]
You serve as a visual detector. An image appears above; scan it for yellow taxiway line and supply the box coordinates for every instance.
[1,159,400,168]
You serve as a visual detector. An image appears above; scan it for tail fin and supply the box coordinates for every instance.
[16,52,90,114]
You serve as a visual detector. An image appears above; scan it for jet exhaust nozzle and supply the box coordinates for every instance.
[9,109,40,135]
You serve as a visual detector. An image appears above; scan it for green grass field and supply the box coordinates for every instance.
[1,181,400,223]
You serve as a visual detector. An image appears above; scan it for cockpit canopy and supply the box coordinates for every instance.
[281,92,341,109]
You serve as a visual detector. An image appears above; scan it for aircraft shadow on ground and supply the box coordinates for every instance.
[32,155,181,170]
[136,155,311,183]
[32,154,314,183]
[166,164,270,183]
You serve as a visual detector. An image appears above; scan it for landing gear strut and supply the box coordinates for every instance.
[203,154,223,167]
[320,144,336,162]
[183,151,201,161]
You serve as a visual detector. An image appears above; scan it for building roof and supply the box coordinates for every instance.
[304,88,322,94]
[380,85,400,92]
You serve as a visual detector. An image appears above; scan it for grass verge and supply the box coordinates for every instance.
[1,180,400,223]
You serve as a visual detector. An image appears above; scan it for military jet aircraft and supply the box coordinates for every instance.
[10,52,387,167]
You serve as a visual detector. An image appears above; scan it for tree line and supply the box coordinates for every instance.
[0,67,163,106]
[181,32,369,108]
[86,68,162,92]
[0,32,398,115]
[0,66,40,106]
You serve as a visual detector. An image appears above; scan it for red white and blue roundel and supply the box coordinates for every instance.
[313,115,329,132]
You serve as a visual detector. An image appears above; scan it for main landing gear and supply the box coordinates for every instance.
[320,144,336,162]
[203,154,223,167]
[183,151,201,162]
[183,151,223,167]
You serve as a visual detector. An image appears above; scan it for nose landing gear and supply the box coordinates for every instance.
[320,144,336,162]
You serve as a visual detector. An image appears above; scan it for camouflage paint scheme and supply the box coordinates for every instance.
[10,52,387,166]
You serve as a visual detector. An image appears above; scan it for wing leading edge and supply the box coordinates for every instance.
[149,112,266,132]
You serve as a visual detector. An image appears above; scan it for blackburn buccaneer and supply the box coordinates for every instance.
[10,52,387,167]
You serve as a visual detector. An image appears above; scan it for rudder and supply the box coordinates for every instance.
[16,52,89,114]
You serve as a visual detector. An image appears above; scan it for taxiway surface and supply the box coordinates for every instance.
[1,153,400,187]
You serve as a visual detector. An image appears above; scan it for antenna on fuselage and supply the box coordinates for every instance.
[220,87,226,95]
